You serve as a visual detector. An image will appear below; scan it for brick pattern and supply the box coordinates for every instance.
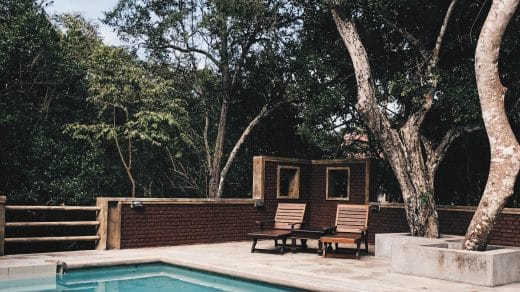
[121,159,370,248]
[367,207,409,243]
[120,204,269,248]
[120,158,520,248]
[365,207,520,246]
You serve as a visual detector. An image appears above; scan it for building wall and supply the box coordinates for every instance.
[367,206,520,246]
[120,157,370,248]
[118,156,520,248]
[120,203,268,248]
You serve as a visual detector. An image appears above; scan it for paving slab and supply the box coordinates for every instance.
[0,241,519,291]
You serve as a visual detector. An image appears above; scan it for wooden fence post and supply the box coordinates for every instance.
[96,198,108,250]
[0,196,5,256]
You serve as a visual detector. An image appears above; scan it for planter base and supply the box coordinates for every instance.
[375,233,462,258]
[377,233,520,287]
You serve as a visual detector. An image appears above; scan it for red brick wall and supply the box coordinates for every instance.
[367,207,409,243]
[366,206,520,246]
[120,158,371,248]
[307,162,367,228]
[120,204,270,248]
[119,157,520,248]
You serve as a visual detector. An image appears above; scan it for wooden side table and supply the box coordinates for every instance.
[320,232,364,259]
[290,227,334,254]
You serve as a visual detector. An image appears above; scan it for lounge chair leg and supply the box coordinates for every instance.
[326,243,333,253]
[274,239,278,247]
[356,240,361,260]
[291,238,296,253]
[334,243,338,251]
[317,240,323,255]
[251,239,257,253]
[280,238,287,255]
[301,239,308,250]
[364,232,369,253]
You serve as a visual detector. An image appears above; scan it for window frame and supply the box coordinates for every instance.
[276,165,300,199]
[325,166,351,201]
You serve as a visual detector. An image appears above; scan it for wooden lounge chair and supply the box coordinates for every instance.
[320,204,369,259]
[248,203,306,254]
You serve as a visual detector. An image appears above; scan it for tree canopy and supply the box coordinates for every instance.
[0,0,519,208]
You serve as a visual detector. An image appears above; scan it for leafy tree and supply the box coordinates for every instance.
[0,0,113,204]
[104,0,302,198]
[66,44,189,197]
[325,0,490,237]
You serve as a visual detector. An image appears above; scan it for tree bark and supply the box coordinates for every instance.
[216,102,283,198]
[207,88,230,198]
[332,3,458,237]
[208,11,231,198]
[464,0,520,251]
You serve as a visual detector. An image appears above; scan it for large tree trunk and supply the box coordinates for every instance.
[331,9,454,237]
[464,0,520,251]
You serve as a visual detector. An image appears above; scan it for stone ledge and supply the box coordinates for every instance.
[375,233,463,258]
[375,203,520,215]
[97,197,256,205]
[391,243,520,287]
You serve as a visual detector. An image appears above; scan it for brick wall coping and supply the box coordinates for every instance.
[377,203,520,215]
[258,156,368,164]
[96,197,256,205]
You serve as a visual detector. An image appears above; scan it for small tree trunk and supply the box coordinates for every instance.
[464,0,520,251]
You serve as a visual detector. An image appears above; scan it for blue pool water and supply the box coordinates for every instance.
[0,263,302,291]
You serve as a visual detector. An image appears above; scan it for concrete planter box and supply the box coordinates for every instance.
[391,242,520,287]
[375,233,463,258]
[376,233,520,287]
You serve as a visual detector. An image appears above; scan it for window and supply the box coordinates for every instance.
[277,166,300,199]
[326,167,350,200]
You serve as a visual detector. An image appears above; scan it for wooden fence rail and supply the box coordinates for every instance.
[1,201,103,255]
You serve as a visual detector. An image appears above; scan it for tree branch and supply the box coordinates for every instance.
[380,17,429,60]
[155,44,219,66]
[331,10,399,148]
[427,125,482,173]
[232,23,262,86]
[216,101,284,197]
[427,0,459,82]
[203,105,212,170]
[403,0,458,133]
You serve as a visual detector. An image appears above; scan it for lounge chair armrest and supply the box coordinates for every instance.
[290,221,305,230]
[322,226,335,234]
[255,220,274,230]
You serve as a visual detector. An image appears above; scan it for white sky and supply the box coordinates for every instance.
[44,0,122,46]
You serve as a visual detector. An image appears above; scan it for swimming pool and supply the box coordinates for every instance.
[0,263,302,291]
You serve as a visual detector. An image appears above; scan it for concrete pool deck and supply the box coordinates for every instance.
[1,241,520,291]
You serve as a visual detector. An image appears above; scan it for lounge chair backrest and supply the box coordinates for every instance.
[335,204,369,233]
[274,203,306,230]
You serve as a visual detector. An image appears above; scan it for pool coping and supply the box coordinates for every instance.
[2,241,520,291]
[61,256,318,291]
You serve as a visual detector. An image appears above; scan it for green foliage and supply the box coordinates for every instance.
[0,0,114,204]
[65,45,189,147]
[1,0,518,205]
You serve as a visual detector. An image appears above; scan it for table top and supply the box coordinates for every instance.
[248,229,292,238]
[291,227,334,236]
